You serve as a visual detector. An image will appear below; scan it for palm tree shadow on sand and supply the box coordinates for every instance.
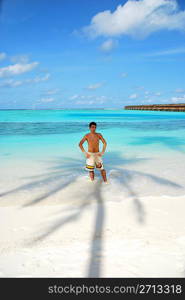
[0,151,183,277]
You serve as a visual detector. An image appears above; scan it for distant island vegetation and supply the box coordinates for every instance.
[124,103,185,112]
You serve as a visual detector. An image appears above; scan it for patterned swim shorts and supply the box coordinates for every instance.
[85,152,104,171]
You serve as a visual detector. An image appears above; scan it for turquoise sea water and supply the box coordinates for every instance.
[1,109,185,159]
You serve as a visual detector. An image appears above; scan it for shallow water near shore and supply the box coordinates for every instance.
[1,109,185,198]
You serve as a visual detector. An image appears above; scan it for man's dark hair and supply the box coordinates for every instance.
[89,121,97,128]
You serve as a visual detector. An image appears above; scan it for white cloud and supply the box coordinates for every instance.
[40,97,55,103]
[0,79,23,87]
[100,39,118,52]
[25,73,50,83]
[86,82,104,90]
[70,95,93,101]
[70,94,79,100]
[0,73,50,87]
[96,95,107,103]
[84,0,185,39]
[0,62,39,77]
[69,94,108,104]
[175,88,185,93]
[134,85,145,90]
[140,98,154,104]
[120,72,128,78]
[76,100,94,105]
[44,88,59,95]
[145,47,185,56]
[0,52,7,61]
[134,90,161,97]
[171,95,185,103]
[10,54,30,64]
[129,93,138,99]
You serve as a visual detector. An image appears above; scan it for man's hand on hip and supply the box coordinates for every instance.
[98,152,104,157]
[85,152,91,158]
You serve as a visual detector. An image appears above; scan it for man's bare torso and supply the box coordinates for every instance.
[86,133,101,152]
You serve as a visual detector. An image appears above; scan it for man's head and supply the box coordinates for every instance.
[89,121,97,133]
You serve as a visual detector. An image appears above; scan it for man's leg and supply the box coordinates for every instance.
[96,162,107,182]
[100,169,107,182]
[89,171,94,181]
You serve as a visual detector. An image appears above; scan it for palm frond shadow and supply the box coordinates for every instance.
[13,151,182,278]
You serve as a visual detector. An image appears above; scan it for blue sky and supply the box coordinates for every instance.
[0,0,185,109]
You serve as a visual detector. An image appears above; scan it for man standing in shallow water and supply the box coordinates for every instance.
[79,122,108,182]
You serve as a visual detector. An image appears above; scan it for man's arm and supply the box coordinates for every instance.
[78,135,90,157]
[98,133,107,155]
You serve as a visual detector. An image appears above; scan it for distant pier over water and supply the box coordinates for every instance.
[124,104,185,112]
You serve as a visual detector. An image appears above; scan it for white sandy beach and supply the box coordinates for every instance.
[0,151,185,277]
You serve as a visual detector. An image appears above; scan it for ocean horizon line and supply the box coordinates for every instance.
[0,108,122,111]
[1,103,185,111]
